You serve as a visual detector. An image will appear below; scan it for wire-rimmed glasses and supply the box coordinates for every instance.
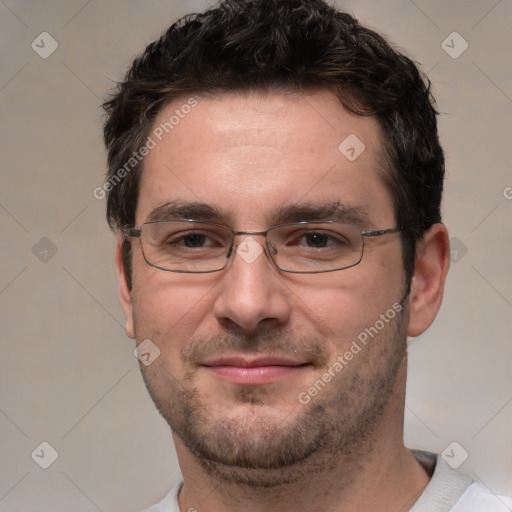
[124,219,401,274]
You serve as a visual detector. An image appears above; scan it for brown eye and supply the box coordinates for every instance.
[291,231,350,249]
[303,233,330,247]
[181,233,208,247]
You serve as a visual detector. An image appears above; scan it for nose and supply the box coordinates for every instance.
[213,235,292,334]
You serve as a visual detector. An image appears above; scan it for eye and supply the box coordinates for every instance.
[301,232,335,248]
[166,230,224,249]
[292,230,351,249]
[180,233,209,248]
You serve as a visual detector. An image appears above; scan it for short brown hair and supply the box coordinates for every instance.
[103,0,444,285]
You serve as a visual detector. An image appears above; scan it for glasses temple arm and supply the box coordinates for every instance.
[124,227,142,238]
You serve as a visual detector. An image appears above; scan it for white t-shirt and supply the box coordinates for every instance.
[142,450,512,511]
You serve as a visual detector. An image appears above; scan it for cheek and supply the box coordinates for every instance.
[130,253,218,345]
[289,258,404,348]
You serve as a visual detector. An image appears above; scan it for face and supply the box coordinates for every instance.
[119,89,412,486]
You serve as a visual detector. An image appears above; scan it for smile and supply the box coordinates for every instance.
[201,356,309,385]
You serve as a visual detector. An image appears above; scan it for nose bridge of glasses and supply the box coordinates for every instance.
[220,228,284,274]
[232,228,268,237]
[229,229,271,249]
[222,228,277,267]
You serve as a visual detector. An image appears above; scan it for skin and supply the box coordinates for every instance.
[115,89,450,511]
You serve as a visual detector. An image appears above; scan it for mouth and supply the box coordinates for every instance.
[201,356,310,385]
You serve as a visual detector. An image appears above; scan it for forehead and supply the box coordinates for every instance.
[136,89,394,228]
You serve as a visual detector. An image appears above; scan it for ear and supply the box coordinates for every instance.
[115,230,135,339]
[407,223,450,337]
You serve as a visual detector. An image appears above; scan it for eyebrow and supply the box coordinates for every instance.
[146,201,227,223]
[270,201,372,227]
[145,200,372,227]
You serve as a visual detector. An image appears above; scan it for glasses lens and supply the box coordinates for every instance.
[140,221,232,272]
[268,222,363,273]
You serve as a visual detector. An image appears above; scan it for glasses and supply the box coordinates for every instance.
[124,220,401,274]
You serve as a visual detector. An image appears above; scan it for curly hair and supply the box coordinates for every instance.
[103,0,444,286]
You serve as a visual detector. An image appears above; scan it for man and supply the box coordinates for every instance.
[102,1,511,510]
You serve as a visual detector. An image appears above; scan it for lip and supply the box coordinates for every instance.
[201,356,309,385]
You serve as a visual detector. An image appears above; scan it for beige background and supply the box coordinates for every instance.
[1,1,511,511]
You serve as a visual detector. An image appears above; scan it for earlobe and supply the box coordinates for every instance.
[407,224,450,338]
[115,231,135,339]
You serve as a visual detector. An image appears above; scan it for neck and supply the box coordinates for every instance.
[175,362,430,512]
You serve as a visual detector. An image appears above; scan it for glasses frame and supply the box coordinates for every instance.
[124,219,401,274]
